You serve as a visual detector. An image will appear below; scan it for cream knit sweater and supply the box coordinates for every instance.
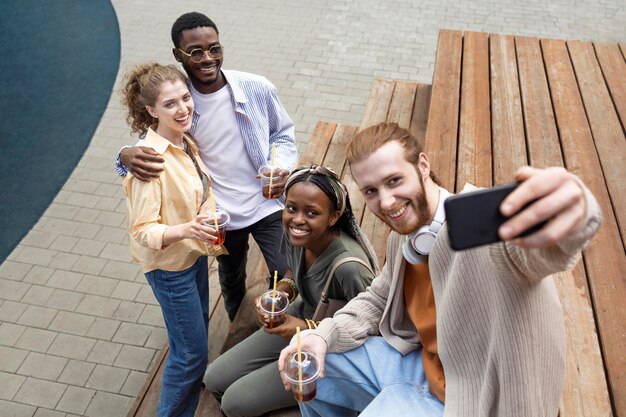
[317,183,602,417]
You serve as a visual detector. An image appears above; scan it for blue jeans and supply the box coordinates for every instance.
[145,257,209,417]
[217,210,288,321]
[300,337,444,417]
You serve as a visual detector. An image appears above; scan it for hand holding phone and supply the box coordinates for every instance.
[444,183,545,251]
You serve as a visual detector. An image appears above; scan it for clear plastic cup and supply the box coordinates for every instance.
[258,290,289,328]
[283,351,321,402]
[204,207,230,245]
[258,165,280,199]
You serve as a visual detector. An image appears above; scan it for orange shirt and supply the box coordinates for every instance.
[403,262,445,402]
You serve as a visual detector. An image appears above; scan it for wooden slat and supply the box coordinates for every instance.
[457,31,491,190]
[516,36,563,168]
[424,29,463,191]
[568,40,626,241]
[541,38,613,417]
[324,124,357,176]
[409,83,432,148]
[359,78,396,130]
[387,81,418,129]
[298,122,336,166]
[568,39,626,417]
[490,34,527,184]
[620,44,626,60]
[594,43,626,133]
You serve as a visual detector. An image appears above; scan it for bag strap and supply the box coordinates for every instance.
[319,256,373,303]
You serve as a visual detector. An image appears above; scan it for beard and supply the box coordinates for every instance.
[380,175,431,235]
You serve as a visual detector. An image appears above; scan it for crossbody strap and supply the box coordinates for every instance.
[319,256,373,303]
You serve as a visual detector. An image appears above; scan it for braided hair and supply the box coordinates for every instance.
[285,165,381,274]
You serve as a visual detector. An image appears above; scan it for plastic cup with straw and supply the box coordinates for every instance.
[284,327,321,402]
[259,271,289,328]
[204,187,230,245]
[259,143,278,199]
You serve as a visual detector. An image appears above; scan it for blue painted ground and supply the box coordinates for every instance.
[0,1,120,262]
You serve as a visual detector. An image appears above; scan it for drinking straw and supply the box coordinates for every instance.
[271,270,278,316]
[208,187,219,234]
[296,326,303,394]
[268,143,276,198]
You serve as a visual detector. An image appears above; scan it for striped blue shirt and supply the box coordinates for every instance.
[115,69,298,176]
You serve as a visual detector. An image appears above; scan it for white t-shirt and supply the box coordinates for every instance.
[190,83,282,229]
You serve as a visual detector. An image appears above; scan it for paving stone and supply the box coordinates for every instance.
[110,281,142,301]
[94,226,127,244]
[84,391,132,417]
[86,317,121,341]
[48,311,95,336]
[17,305,58,329]
[86,340,122,365]
[112,322,152,346]
[73,223,101,239]
[134,284,158,306]
[55,385,95,415]
[0,322,27,346]
[21,231,58,250]
[0,399,36,417]
[0,371,27,400]
[0,278,31,301]
[33,409,66,417]
[100,243,131,262]
[75,275,118,297]
[71,239,106,257]
[47,334,96,361]
[0,261,32,281]
[85,364,129,393]
[73,208,101,224]
[145,327,168,350]
[120,370,149,399]
[17,352,68,381]
[45,289,85,311]
[46,270,83,291]
[14,247,56,267]
[22,266,55,285]
[44,203,80,221]
[48,252,80,271]
[21,285,54,306]
[70,256,107,276]
[112,300,145,322]
[15,328,58,353]
[113,345,155,372]
[13,377,67,408]
[100,260,142,281]
[49,236,80,252]
[75,295,120,318]
[137,304,165,327]
[0,300,28,322]
[57,360,96,386]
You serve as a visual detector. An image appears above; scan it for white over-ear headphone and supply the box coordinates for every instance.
[402,187,450,264]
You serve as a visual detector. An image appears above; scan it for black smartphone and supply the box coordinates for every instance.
[444,182,545,251]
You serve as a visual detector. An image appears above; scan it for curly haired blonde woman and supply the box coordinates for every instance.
[121,62,223,417]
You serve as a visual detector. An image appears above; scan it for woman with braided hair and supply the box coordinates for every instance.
[203,165,379,417]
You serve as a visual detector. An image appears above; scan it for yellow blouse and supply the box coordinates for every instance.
[123,127,224,272]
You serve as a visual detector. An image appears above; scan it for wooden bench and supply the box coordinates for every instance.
[128,28,625,417]
[126,79,433,416]
[425,30,625,417]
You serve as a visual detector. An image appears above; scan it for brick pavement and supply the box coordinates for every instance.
[1,0,624,415]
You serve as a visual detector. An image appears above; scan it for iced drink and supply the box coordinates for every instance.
[283,351,321,402]
[204,207,230,245]
[258,290,289,328]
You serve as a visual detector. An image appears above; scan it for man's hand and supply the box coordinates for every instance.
[263,314,307,341]
[499,166,586,249]
[269,169,290,197]
[278,333,328,392]
[121,146,165,181]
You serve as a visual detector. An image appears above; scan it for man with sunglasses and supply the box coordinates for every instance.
[115,12,297,323]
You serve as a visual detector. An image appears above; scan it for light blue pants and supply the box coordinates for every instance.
[300,337,444,417]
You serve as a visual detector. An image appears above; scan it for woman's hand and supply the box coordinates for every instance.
[263,314,307,341]
[161,213,218,247]
[254,291,289,327]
